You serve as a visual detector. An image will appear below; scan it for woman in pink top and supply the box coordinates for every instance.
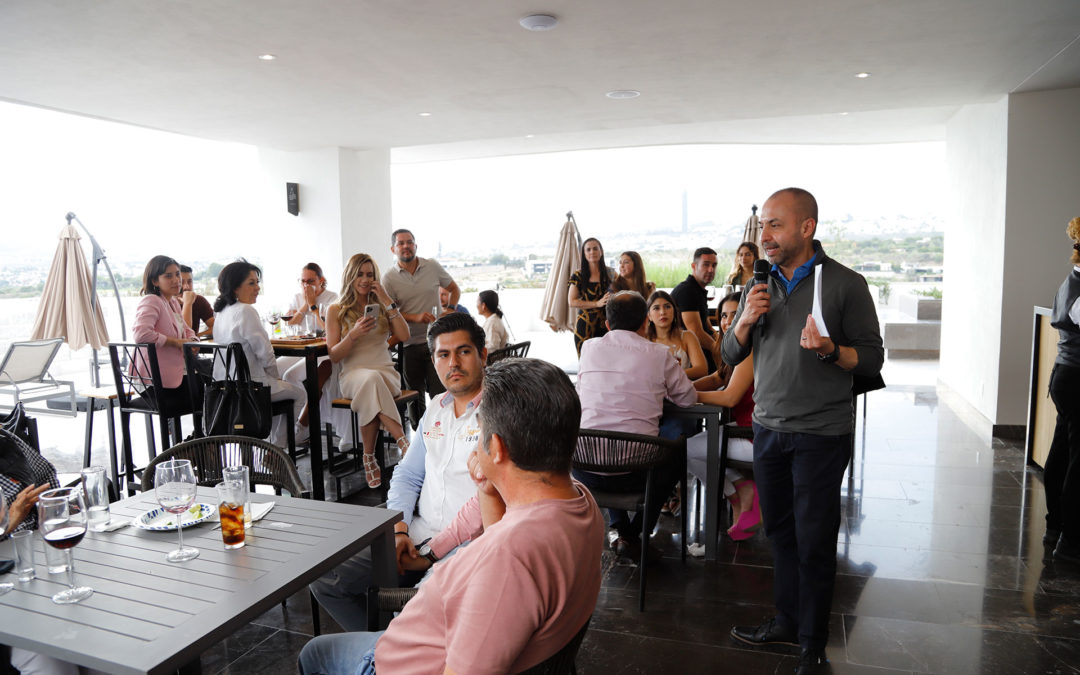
[132,255,197,414]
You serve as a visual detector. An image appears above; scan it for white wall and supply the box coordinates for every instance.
[339,148,394,275]
[940,98,1009,423]
[999,88,1080,424]
[941,87,1080,429]
[254,147,392,306]
[255,147,345,306]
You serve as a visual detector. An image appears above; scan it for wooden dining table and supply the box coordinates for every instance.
[270,338,330,500]
[0,486,399,674]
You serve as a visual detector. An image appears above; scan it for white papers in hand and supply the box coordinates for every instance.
[811,265,830,338]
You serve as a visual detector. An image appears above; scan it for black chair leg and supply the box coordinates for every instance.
[83,399,95,468]
[285,402,295,456]
[120,411,136,496]
[639,474,654,612]
[310,591,322,636]
[680,460,688,564]
[145,414,158,460]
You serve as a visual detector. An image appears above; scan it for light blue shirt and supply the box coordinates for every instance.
[771,249,819,294]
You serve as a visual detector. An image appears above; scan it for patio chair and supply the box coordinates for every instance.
[108,342,190,494]
[573,428,686,611]
[138,434,305,496]
[0,338,75,417]
[486,340,531,366]
[365,585,590,674]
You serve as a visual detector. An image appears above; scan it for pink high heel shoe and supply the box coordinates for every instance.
[727,481,761,541]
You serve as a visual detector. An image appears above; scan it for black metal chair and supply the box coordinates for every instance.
[486,340,531,366]
[365,585,590,674]
[182,342,296,458]
[573,428,686,611]
[107,342,191,495]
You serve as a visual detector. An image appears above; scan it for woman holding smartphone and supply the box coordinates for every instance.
[327,253,410,488]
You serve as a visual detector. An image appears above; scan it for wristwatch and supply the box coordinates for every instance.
[309,304,318,312]
[417,538,439,564]
[817,343,841,364]
[389,302,399,310]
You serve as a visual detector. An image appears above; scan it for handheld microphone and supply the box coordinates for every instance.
[753,259,770,336]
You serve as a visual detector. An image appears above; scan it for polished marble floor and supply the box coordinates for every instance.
[21,360,1080,674]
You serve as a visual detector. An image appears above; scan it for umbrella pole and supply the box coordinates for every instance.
[67,212,127,387]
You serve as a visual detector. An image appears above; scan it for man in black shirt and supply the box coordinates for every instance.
[670,247,719,362]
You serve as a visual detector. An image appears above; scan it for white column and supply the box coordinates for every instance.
[254,147,392,304]
[941,87,1080,430]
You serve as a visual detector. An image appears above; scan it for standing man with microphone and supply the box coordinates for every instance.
[722,188,883,675]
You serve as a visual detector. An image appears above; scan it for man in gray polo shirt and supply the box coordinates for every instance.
[723,188,883,674]
[382,228,462,426]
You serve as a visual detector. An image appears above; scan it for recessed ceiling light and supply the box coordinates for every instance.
[519,14,558,31]
[418,112,432,117]
[524,134,535,139]
[258,54,276,61]
[839,112,850,116]
[606,90,640,99]
[854,72,871,79]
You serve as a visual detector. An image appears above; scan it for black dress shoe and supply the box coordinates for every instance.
[794,648,829,674]
[1054,534,1080,564]
[731,618,798,647]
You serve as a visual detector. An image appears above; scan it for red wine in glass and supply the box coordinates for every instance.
[43,526,86,550]
[36,488,93,604]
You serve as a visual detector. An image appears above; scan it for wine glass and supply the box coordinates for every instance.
[37,487,93,604]
[1,493,14,596]
[266,311,281,337]
[154,459,200,563]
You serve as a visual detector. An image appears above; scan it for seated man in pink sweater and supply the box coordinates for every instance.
[298,358,604,675]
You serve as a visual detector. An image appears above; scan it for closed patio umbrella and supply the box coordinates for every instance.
[539,212,582,332]
[31,223,109,351]
[741,204,761,249]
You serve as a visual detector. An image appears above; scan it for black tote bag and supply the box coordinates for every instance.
[202,344,272,439]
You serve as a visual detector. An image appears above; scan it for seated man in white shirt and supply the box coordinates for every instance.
[308,311,487,631]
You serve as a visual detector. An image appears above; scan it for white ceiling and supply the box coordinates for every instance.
[2,0,1079,161]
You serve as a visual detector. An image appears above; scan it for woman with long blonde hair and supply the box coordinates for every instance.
[326,253,410,488]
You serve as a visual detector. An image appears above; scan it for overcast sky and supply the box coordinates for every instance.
[1,100,946,265]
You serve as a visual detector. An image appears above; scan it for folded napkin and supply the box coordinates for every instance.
[250,501,276,522]
[210,500,275,523]
[98,518,134,532]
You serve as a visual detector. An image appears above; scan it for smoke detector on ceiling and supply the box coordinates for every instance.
[519,14,558,31]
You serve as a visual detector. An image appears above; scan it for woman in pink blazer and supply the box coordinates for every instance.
[132,255,197,413]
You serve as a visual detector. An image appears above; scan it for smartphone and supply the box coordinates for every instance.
[364,304,380,321]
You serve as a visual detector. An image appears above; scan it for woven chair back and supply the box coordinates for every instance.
[139,434,305,496]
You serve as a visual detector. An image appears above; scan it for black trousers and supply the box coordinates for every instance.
[401,343,444,429]
[753,424,851,652]
[1045,363,1080,541]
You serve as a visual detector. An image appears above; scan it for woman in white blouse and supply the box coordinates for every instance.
[212,260,305,449]
[476,289,509,351]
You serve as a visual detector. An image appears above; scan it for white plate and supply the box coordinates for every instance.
[132,503,215,531]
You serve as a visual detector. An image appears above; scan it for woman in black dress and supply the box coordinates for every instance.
[567,237,614,356]
[1045,215,1080,563]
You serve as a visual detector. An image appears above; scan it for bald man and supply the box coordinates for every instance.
[722,187,883,674]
